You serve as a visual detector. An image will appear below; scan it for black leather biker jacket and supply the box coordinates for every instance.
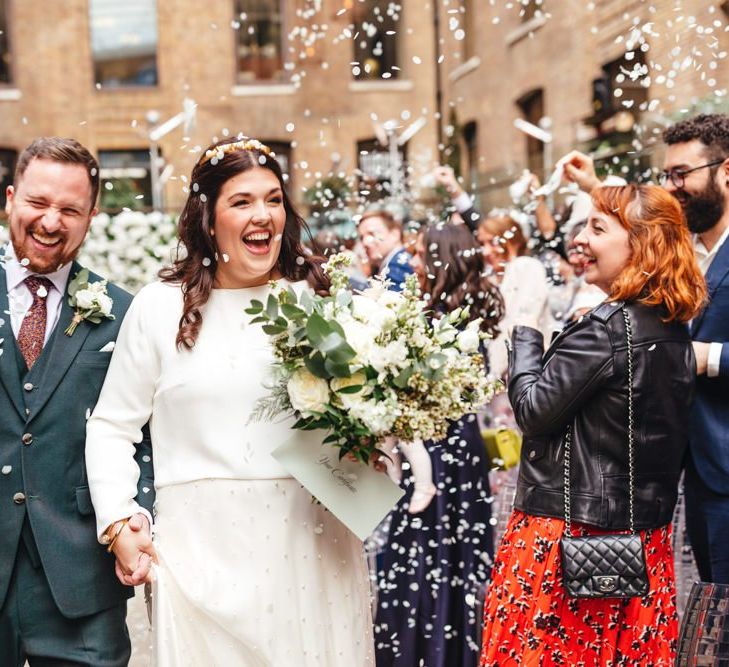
[508,300,695,530]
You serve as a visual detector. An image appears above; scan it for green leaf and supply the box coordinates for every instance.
[300,290,314,313]
[336,384,363,394]
[306,312,331,347]
[245,299,264,314]
[304,352,329,378]
[281,303,305,320]
[249,316,268,325]
[393,367,414,389]
[266,294,279,319]
[262,324,286,335]
[324,357,351,378]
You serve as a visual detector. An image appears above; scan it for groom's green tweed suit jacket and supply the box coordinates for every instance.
[0,260,154,618]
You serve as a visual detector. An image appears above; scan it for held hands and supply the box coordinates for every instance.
[561,150,601,193]
[111,513,157,586]
[379,436,436,514]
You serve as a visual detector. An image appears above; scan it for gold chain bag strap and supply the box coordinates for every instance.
[559,306,649,598]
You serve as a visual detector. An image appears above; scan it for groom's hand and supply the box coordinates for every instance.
[112,513,157,586]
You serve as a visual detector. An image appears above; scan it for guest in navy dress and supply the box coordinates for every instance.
[375,222,505,667]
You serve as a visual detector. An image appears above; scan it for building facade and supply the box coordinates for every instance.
[439,0,729,209]
[1,0,728,217]
[0,0,440,214]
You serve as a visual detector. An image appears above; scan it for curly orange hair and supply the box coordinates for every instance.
[591,184,707,322]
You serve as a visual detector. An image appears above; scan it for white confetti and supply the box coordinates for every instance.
[1,465,11,475]
[202,257,212,267]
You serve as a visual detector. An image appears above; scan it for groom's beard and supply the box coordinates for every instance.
[677,178,726,234]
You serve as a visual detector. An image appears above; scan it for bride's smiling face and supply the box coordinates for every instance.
[213,166,286,288]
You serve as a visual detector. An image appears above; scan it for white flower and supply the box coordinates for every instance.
[287,368,330,415]
[74,289,96,310]
[352,294,396,330]
[348,398,397,434]
[456,326,481,354]
[368,339,409,374]
[96,293,113,317]
[344,320,377,365]
[331,371,369,408]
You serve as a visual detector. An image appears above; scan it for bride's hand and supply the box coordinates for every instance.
[112,513,157,586]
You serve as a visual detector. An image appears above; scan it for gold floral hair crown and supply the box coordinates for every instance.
[199,137,274,166]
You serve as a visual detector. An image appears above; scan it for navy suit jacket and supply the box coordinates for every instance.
[689,235,729,494]
[380,247,414,292]
[0,261,154,618]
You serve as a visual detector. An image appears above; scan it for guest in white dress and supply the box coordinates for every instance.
[85,137,375,666]
[476,213,555,379]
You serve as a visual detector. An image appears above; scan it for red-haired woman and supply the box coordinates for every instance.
[480,184,707,666]
[85,137,374,665]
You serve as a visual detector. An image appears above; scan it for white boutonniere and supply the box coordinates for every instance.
[65,268,115,336]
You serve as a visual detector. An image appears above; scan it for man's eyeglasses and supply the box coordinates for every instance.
[658,159,726,188]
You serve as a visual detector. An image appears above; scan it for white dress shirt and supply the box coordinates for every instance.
[3,243,72,344]
[694,226,729,378]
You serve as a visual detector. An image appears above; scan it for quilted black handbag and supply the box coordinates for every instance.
[560,306,649,599]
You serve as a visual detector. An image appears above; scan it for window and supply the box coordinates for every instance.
[357,138,406,199]
[520,0,544,22]
[0,148,17,207]
[591,51,649,124]
[98,150,153,211]
[463,121,478,190]
[235,0,285,82]
[0,0,10,84]
[351,1,400,81]
[516,88,545,177]
[89,0,158,88]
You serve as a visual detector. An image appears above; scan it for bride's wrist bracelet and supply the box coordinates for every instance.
[102,518,130,553]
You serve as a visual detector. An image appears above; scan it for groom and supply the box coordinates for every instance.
[0,138,154,666]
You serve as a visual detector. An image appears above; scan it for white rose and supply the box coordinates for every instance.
[74,289,95,310]
[96,293,113,317]
[331,371,369,409]
[287,368,330,415]
[456,327,481,354]
[344,320,376,365]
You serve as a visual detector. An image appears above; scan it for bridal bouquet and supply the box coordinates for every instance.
[246,255,500,464]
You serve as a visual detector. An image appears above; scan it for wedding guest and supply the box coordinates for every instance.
[357,209,414,291]
[376,222,504,667]
[477,213,553,378]
[480,184,706,666]
[86,137,375,665]
[562,117,729,583]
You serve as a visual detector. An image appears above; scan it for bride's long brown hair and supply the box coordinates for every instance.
[160,137,329,349]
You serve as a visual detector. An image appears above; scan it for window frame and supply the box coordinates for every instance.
[0,0,16,86]
[88,0,160,90]
[351,1,401,82]
[233,0,288,85]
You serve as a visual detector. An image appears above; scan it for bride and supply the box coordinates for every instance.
[85,137,375,665]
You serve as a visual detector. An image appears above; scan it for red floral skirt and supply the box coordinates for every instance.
[480,510,678,666]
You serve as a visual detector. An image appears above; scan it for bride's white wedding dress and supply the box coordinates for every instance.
[86,281,374,666]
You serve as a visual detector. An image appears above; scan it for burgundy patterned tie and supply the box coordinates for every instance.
[17,276,54,369]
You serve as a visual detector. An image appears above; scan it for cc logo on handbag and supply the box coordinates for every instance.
[596,576,617,592]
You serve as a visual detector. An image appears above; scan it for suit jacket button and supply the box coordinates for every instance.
[13,492,26,504]
[22,433,33,445]
[23,382,34,391]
